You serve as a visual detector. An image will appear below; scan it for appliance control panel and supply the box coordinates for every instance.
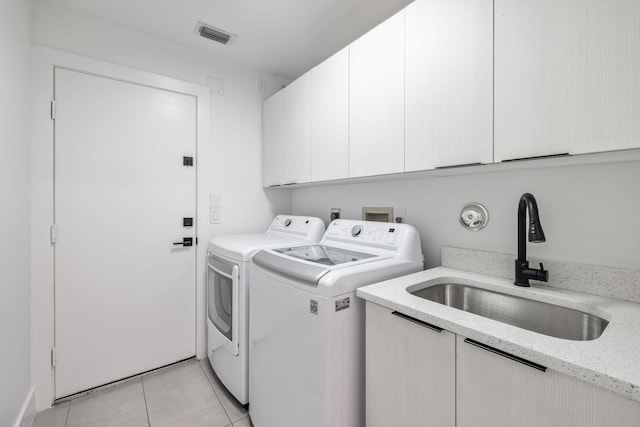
[324,220,402,247]
[268,215,326,240]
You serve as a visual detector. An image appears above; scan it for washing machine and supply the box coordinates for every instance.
[206,215,325,405]
[248,219,424,427]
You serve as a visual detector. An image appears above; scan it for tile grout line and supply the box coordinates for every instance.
[197,359,235,425]
[140,377,152,427]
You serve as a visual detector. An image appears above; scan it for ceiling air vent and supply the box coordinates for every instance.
[194,22,237,45]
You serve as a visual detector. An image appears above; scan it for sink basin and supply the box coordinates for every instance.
[409,282,609,341]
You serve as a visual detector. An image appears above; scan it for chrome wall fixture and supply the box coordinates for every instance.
[459,202,489,231]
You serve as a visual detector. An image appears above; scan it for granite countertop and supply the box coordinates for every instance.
[356,266,640,402]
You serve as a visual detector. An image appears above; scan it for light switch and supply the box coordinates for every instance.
[210,208,221,224]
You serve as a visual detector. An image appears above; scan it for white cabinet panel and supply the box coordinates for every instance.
[282,71,312,184]
[494,0,571,161]
[262,91,283,187]
[457,335,640,427]
[349,10,405,178]
[365,303,455,427]
[405,0,493,171]
[311,47,350,181]
[495,0,640,161]
[569,0,640,154]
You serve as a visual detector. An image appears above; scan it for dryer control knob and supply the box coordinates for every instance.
[284,218,292,227]
[351,225,362,237]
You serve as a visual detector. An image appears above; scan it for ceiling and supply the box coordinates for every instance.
[37,0,414,80]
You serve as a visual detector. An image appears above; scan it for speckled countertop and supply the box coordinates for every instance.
[356,267,640,402]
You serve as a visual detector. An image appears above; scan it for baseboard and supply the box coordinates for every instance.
[14,388,36,427]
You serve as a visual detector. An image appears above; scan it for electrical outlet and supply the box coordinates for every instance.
[330,208,341,222]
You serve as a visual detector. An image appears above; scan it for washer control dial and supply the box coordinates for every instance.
[351,225,363,237]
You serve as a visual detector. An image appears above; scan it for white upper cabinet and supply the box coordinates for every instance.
[311,47,350,182]
[282,71,312,184]
[349,10,405,178]
[568,0,640,154]
[494,0,572,161]
[495,0,640,161]
[262,91,283,187]
[405,0,493,171]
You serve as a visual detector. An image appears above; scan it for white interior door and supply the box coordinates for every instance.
[53,68,197,398]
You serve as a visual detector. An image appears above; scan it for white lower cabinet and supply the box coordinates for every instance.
[365,302,640,427]
[366,303,455,427]
[456,335,640,427]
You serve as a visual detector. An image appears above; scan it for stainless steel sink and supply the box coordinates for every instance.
[409,283,608,341]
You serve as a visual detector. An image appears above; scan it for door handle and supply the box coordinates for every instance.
[173,237,193,247]
[463,338,547,372]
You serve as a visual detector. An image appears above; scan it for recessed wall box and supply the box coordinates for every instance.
[362,207,394,223]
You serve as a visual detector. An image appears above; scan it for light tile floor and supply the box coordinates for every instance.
[33,359,251,427]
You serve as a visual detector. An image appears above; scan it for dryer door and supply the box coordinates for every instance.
[207,251,239,356]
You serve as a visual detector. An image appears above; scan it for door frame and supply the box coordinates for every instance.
[30,45,211,410]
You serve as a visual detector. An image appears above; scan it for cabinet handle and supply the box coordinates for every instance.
[501,153,569,163]
[464,338,547,372]
[435,162,482,170]
[391,311,443,333]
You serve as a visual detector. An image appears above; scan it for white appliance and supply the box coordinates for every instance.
[249,219,424,427]
[206,215,325,405]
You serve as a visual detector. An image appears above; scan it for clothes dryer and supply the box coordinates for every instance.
[206,215,324,405]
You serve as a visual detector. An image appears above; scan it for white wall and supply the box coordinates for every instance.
[0,0,33,426]
[32,1,292,236]
[291,159,640,272]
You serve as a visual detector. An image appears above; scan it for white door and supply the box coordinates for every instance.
[53,68,197,398]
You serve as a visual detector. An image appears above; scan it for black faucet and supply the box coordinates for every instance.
[515,193,549,287]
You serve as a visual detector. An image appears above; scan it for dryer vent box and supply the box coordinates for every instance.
[362,207,394,223]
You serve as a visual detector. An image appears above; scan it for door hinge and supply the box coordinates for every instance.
[50,100,56,120]
[50,225,58,244]
[51,347,57,367]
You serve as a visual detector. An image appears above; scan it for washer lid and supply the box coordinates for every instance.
[273,245,377,266]
[253,250,331,286]
[252,245,385,286]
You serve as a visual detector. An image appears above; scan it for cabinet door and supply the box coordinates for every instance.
[282,71,312,184]
[568,0,640,154]
[366,303,455,427]
[349,10,405,178]
[495,0,640,161]
[456,335,640,427]
[262,91,283,187]
[405,0,493,171]
[311,47,350,182]
[494,0,571,161]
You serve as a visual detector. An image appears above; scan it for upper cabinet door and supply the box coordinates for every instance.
[494,0,572,162]
[262,91,284,187]
[495,0,640,161]
[568,0,640,154]
[311,47,350,182]
[405,0,493,171]
[282,71,312,184]
[349,10,405,178]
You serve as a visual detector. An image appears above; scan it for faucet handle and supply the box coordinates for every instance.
[537,263,549,282]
